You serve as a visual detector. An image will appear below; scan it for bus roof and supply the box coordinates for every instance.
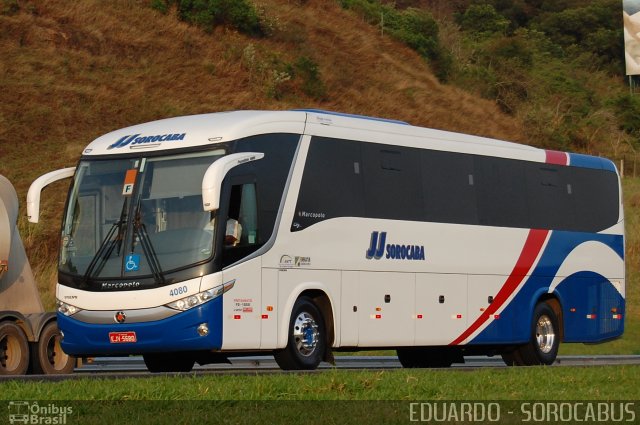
[82,110,307,156]
[80,110,616,172]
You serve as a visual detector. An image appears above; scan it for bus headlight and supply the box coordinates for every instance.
[165,279,235,311]
[57,300,82,316]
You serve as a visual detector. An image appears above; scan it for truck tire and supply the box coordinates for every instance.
[274,297,326,370]
[0,321,29,375]
[32,322,75,374]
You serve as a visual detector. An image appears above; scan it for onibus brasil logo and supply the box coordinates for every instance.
[8,401,73,424]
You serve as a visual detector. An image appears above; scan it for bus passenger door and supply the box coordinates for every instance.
[220,181,263,350]
[414,274,468,345]
[221,258,262,349]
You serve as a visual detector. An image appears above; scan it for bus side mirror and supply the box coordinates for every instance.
[27,167,76,223]
[202,152,264,212]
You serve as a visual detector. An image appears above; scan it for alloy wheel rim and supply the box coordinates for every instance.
[536,314,555,354]
[293,312,319,357]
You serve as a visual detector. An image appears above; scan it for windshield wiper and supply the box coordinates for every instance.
[131,199,165,284]
[83,199,128,283]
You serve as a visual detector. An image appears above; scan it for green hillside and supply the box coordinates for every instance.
[0,1,637,354]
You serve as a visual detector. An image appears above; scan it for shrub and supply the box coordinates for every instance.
[152,0,264,37]
[387,8,439,58]
[1,0,20,15]
[150,0,168,14]
[532,0,622,70]
[611,95,640,143]
[458,4,510,38]
[338,0,383,24]
[293,56,326,100]
[340,1,452,81]
[485,36,533,68]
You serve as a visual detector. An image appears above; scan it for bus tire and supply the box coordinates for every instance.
[32,322,76,375]
[143,353,195,373]
[397,347,455,368]
[274,296,326,370]
[500,348,523,366]
[0,321,30,375]
[509,302,560,366]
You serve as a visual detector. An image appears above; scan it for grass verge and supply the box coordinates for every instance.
[2,366,639,400]
[3,367,639,424]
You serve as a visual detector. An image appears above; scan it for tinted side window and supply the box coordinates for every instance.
[476,157,529,228]
[222,182,260,267]
[558,165,619,232]
[422,150,477,225]
[362,144,423,221]
[525,165,571,230]
[292,136,619,233]
[292,137,364,231]
[230,133,299,243]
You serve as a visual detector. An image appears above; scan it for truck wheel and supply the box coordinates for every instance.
[274,297,326,370]
[0,321,29,375]
[32,322,75,374]
[506,302,560,366]
[143,353,195,372]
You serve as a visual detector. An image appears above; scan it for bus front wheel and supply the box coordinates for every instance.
[274,296,326,370]
[502,301,559,366]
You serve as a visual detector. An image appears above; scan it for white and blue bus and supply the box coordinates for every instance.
[29,110,625,371]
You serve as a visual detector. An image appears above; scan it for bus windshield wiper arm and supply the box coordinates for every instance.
[132,200,164,284]
[83,199,128,282]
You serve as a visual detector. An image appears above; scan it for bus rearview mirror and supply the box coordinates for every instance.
[27,167,76,223]
[202,152,264,212]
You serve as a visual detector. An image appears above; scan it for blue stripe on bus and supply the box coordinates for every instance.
[470,231,624,345]
[568,153,617,172]
[553,271,625,342]
[58,297,223,356]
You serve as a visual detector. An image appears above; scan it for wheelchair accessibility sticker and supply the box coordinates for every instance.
[125,254,140,272]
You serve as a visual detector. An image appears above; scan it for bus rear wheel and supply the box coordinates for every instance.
[143,353,195,373]
[0,321,29,375]
[274,297,326,370]
[502,301,559,366]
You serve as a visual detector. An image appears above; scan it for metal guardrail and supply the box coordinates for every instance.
[75,355,640,373]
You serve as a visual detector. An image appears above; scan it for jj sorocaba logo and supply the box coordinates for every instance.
[108,133,187,149]
[365,231,426,261]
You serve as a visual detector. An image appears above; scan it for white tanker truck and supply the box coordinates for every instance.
[0,174,76,375]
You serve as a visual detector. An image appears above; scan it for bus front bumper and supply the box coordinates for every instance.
[57,297,223,356]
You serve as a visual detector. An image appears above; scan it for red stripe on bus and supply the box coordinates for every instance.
[545,150,568,166]
[449,229,549,346]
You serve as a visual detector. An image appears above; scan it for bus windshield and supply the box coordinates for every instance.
[59,150,225,282]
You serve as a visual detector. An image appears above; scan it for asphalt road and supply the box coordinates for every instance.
[2,355,638,382]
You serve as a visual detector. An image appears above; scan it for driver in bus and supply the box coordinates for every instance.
[225,218,242,246]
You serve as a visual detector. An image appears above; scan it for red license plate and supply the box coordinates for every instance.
[109,331,137,343]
